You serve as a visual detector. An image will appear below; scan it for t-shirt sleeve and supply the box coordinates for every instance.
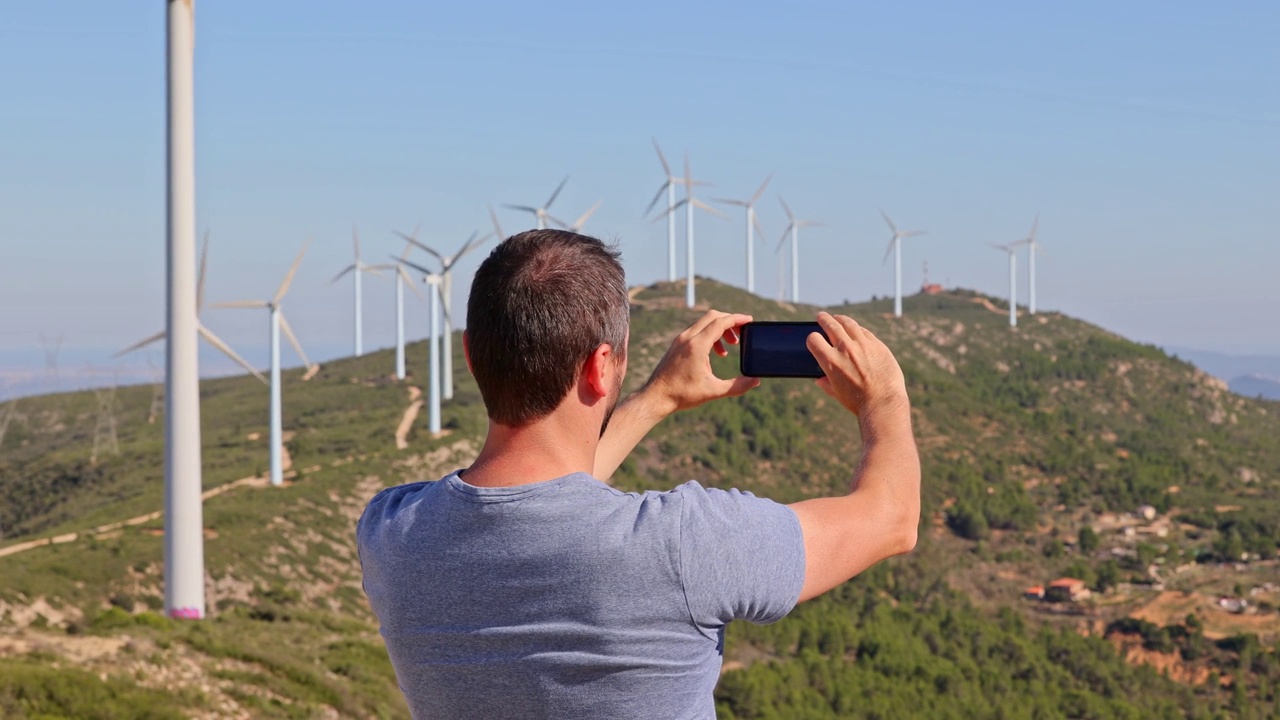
[677,481,806,633]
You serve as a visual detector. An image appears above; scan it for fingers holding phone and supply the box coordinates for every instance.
[806,312,908,418]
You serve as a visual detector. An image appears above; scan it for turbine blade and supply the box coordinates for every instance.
[114,330,166,358]
[570,200,603,231]
[396,222,422,262]
[650,198,687,223]
[752,213,767,246]
[277,313,312,369]
[454,230,480,259]
[683,152,692,189]
[329,265,356,284]
[644,181,670,216]
[652,137,672,176]
[987,242,1010,252]
[903,229,928,238]
[750,173,774,204]
[198,325,266,383]
[438,291,454,326]
[882,238,895,265]
[489,205,505,242]
[777,194,795,222]
[503,203,539,214]
[213,299,269,309]
[545,175,569,209]
[711,197,747,207]
[544,213,570,229]
[395,231,444,263]
[197,230,211,313]
[691,198,725,217]
[400,266,429,303]
[274,241,309,305]
[879,208,898,235]
[457,231,494,261]
[777,226,791,252]
[399,257,438,277]
[1030,212,1040,242]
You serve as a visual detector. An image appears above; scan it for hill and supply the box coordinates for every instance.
[2,279,1279,718]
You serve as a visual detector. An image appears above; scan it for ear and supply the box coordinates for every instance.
[583,343,615,401]
[462,331,474,376]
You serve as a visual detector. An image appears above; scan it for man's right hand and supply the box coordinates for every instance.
[805,312,908,420]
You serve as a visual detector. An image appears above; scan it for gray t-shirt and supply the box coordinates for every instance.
[357,471,806,719]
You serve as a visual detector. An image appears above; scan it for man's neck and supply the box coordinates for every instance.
[462,414,600,488]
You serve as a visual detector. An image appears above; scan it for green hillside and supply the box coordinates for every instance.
[2,279,1279,718]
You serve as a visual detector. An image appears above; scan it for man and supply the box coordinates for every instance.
[358,229,919,719]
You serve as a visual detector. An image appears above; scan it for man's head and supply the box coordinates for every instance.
[465,229,629,431]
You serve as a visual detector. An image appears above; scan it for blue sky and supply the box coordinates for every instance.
[1,1,1277,395]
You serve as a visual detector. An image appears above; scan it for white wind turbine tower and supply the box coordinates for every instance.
[162,0,204,620]
[216,244,317,487]
[989,242,1019,327]
[504,176,569,230]
[395,228,493,400]
[653,153,720,308]
[644,139,705,282]
[329,226,381,357]
[398,258,445,435]
[776,195,822,304]
[879,209,928,318]
[1020,213,1042,315]
[372,229,428,381]
[713,174,772,294]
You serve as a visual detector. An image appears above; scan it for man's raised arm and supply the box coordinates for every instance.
[594,311,760,481]
[788,312,921,603]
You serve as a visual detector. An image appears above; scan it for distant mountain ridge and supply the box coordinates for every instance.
[1164,346,1280,400]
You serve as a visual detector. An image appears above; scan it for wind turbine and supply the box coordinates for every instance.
[215,243,317,487]
[653,153,720,308]
[116,232,265,385]
[1019,214,1042,315]
[504,176,569,230]
[398,258,445,436]
[394,228,493,400]
[879,209,928,318]
[644,139,705,282]
[776,195,822,304]
[371,229,428,381]
[714,174,772,294]
[989,242,1019,327]
[329,225,381,357]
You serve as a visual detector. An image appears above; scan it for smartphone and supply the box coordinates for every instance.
[739,322,826,378]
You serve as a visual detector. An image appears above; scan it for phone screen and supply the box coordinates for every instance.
[739,322,826,378]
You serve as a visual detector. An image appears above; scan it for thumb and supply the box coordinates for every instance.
[725,375,761,398]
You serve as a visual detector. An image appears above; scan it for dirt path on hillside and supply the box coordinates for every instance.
[971,296,1015,317]
[395,386,424,450]
[0,435,298,561]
